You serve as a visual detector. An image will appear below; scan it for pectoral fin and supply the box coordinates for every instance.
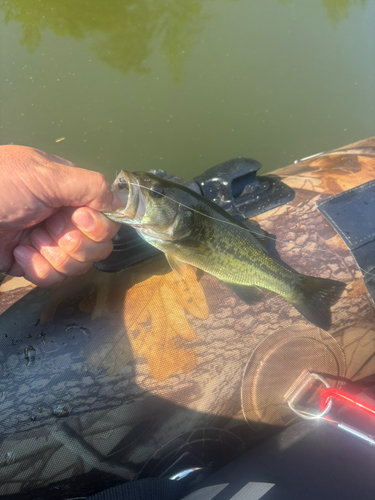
[223,282,265,304]
[165,253,187,279]
[178,238,212,256]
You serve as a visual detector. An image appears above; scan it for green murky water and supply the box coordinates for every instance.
[0,0,374,181]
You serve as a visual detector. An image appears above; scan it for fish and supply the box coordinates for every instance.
[104,171,346,330]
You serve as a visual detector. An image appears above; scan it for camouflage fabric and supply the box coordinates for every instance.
[0,138,374,498]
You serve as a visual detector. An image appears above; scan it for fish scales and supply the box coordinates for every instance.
[163,209,297,296]
[104,171,345,330]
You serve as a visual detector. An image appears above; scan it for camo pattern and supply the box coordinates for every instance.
[0,138,374,498]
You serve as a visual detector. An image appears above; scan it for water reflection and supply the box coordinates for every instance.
[0,0,368,83]
[280,0,367,24]
[323,0,367,25]
[0,0,209,83]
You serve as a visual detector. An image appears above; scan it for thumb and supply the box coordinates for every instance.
[36,151,121,212]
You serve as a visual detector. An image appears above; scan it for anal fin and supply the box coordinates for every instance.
[196,268,205,282]
[223,282,265,304]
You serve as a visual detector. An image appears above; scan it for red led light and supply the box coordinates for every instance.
[319,388,375,418]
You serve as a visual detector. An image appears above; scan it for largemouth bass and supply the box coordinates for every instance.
[104,171,345,330]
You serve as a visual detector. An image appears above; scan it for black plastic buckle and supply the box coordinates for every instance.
[193,157,294,220]
[95,158,294,272]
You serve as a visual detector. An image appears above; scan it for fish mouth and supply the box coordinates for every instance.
[106,171,146,225]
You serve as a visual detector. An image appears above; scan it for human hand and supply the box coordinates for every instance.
[0,145,122,287]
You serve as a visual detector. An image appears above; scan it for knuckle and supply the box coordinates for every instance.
[50,251,72,272]
[45,247,92,276]
[74,263,93,276]
[34,264,53,282]
[61,233,112,263]
[45,274,66,287]
[96,241,113,260]
[95,172,110,198]
[97,172,109,189]
[62,233,85,258]
[97,222,113,242]
[29,267,65,288]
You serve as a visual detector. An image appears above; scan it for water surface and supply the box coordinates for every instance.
[0,0,374,180]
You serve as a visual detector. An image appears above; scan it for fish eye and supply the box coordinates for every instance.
[117,178,129,190]
[149,184,165,198]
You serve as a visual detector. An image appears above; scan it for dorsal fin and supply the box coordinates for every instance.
[241,220,269,247]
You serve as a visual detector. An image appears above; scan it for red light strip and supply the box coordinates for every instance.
[319,388,375,418]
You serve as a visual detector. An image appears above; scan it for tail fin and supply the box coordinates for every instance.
[290,276,346,330]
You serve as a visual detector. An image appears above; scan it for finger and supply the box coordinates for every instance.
[30,228,93,276]
[0,230,22,273]
[45,209,115,263]
[70,207,120,242]
[6,260,25,278]
[35,150,121,212]
[13,245,66,288]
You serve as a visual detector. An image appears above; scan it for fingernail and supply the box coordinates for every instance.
[14,246,33,265]
[47,213,65,236]
[72,210,95,231]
